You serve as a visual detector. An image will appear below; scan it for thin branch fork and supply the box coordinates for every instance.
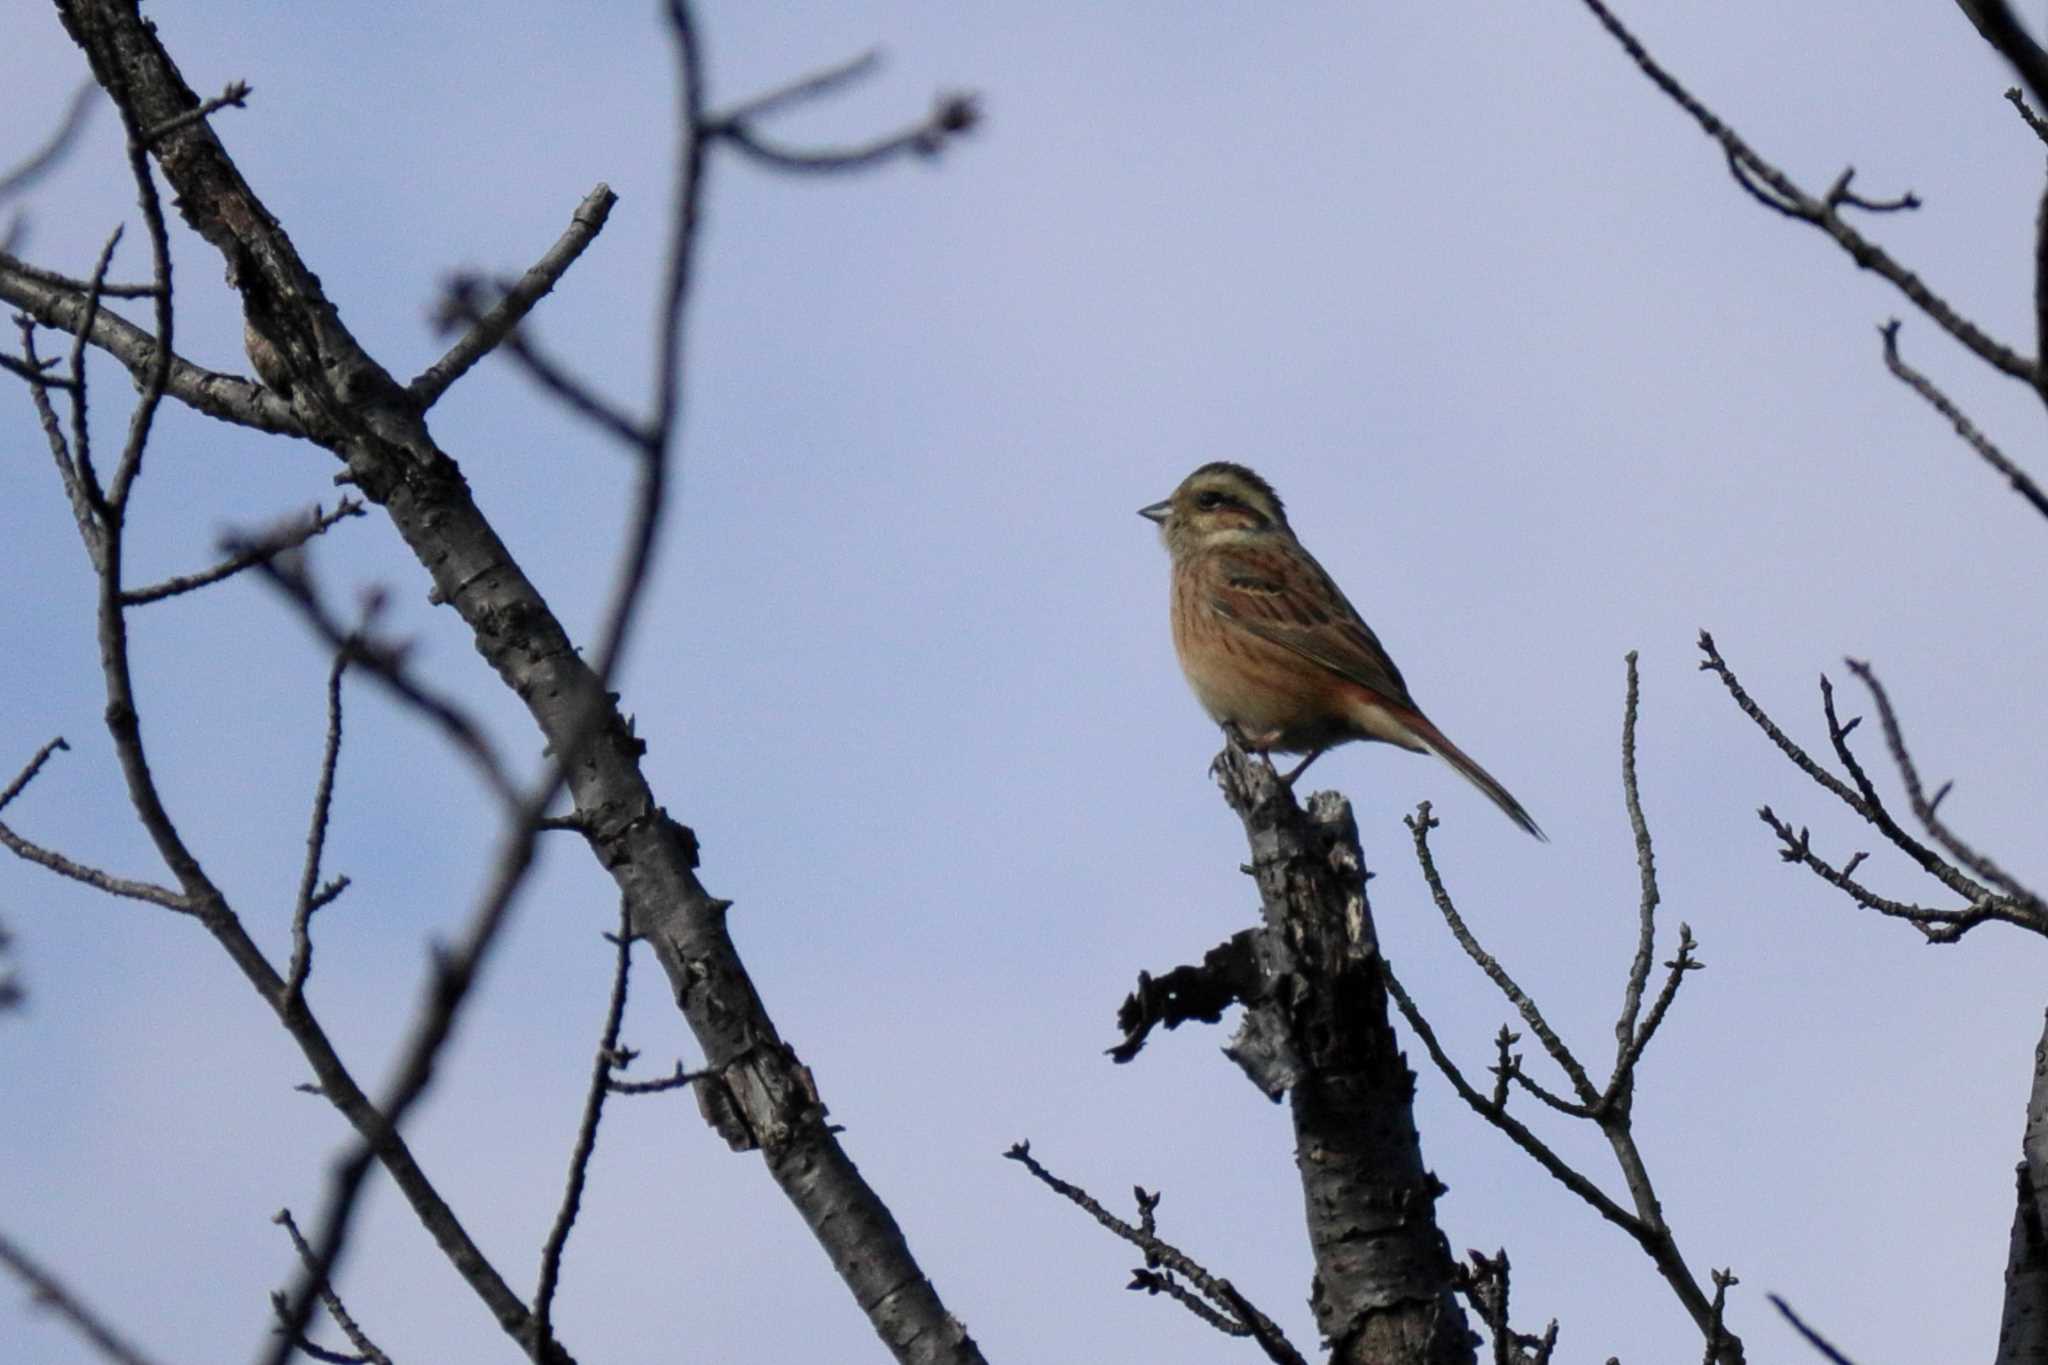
[1389,656,1739,1363]
[1576,0,2037,388]
[1004,1143,1308,1365]
[122,498,364,606]
[699,45,979,174]
[270,1209,391,1365]
[1700,632,2045,941]
[1,257,304,434]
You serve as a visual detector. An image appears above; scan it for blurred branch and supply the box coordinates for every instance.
[1955,1,2048,114]
[715,91,979,174]
[122,499,364,605]
[243,552,521,811]
[1768,1296,1860,1365]
[0,1225,162,1365]
[0,80,100,235]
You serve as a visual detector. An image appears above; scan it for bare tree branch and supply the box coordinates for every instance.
[0,262,304,433]
[1702,633,2046,941]
[270,1209,392,1365]
[27,4,990,1361]
[1575,0,2036,387]
[533,906,637,1351]
[286,651,351,1004]
[141,80,249,146]
[716,92,979,174]
[1005,1143,1309,1365]
[0,80,100,208]
[1879,321,2048,522]
[2006,87,2048,146]
[412,183,618,408]
[0,1225,163,1365]
[1390,657,1737,1363]
[122,499,364,606]
[1955,1,2048,114]
[1768,1295,1860,1365]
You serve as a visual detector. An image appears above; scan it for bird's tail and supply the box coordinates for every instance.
[1406,714,1547,841]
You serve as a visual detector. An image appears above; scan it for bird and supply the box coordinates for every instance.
[1139,461,1545,840]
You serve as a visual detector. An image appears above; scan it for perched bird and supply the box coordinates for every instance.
[1140,461,1544,840]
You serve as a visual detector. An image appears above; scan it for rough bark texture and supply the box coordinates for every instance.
[1998,1007,2048,1365]
[1214,745,1474,1365]
[43,4,983,1361]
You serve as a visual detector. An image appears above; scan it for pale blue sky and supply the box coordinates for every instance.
[4,4,2045,1363]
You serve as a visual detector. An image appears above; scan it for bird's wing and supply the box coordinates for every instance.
[1204,544,1416,707]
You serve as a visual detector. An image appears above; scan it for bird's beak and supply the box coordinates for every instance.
[1137,499,1171,524]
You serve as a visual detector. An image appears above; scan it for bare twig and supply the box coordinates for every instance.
[533,907,637,1349]
[1408,804,1599,1106]
[105,88,177,515]
[16,321,101,566]
[141,80,250,145]
[1956,1,2048,115]
[270,776,572,1365]
[0,737,69,813]
[1844,658,2044,914]
[1394,657,1737,1362]
[0,918,20,1013]
[717,92,979,174]
[433,308,644,450]
[2006,87,2048,146]
[0,255,158,299]
[1879,320,2048,522]
[607,1061,709,1095]
[1701,1270,1740,1365]
[413,183,618,408]
[1576,0,2036,386]
[711,48,881,125]
[1459,1250,1559,1365]
[122,499,365,605]
[286,652,351,1003]
[1767,1295,1860,1365]
[1614,651,1660,1066]
[1005,1143,1307,1365]
[245,554,522,811]
[271,1209,392,1365]
[1705,632,2043,941]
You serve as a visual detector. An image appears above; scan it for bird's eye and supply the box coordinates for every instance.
[1195,490,1225,510]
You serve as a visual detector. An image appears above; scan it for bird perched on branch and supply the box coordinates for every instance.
[1140,461,1544,840]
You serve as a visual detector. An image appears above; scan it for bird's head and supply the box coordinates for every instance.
[1138,462,1289,556]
